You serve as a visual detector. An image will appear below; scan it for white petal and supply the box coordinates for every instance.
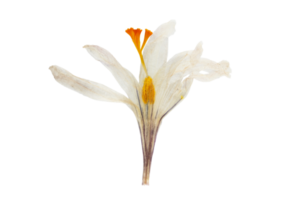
[139,20,176,83]
[152,51,189,117]
[154,42,203,87]
[190,42,203,65]
[149,20,176,43]
[153,40,230,120]
[156,42,229,94]
[154,42,230,118]
[49,65,137,111]
[176,43,230,79]
[83,45,140,105]
[188,60,231,81]
[156,74,194,120]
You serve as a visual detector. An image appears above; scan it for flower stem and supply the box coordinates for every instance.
[142,156,152,185]
[140,119,160,185]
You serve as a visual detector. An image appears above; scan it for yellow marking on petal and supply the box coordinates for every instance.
[125,27,153,76]
[181,95,184,100]
[142,76,155,104]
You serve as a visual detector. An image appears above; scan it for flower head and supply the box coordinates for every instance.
[49,20,231,185]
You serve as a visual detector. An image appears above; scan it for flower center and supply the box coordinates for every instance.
[126,27,155,104]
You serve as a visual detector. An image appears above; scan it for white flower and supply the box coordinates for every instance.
[49,20,231,185]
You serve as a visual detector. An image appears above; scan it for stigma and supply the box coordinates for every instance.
[125,28,153,75]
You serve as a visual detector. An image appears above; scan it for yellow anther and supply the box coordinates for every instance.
[181,95,184,100]
[125,27,153,76]
[142,76,155,104]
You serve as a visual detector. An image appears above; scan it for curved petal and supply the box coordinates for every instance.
[159,39,233,84]
[153,42,230,118]
[166,39,204,75]
[186,60,231,81]
[49,65,137,113]
[168,42,230,82]
[139,20,176,83]
[84,45,140,106]
[154,42,203,88]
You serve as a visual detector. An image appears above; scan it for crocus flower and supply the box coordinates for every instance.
[49,20,231,185]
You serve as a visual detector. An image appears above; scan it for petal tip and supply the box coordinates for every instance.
[82,42,95,50]
[153,20,176,39]
[48,63,58,73]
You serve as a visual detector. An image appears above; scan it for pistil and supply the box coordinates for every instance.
[126,27,155,104]
[125,28,152,76]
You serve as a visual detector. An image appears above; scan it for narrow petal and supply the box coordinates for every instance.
[83,45,140,106]
[49,65,137,111]
[139,20,176,83]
